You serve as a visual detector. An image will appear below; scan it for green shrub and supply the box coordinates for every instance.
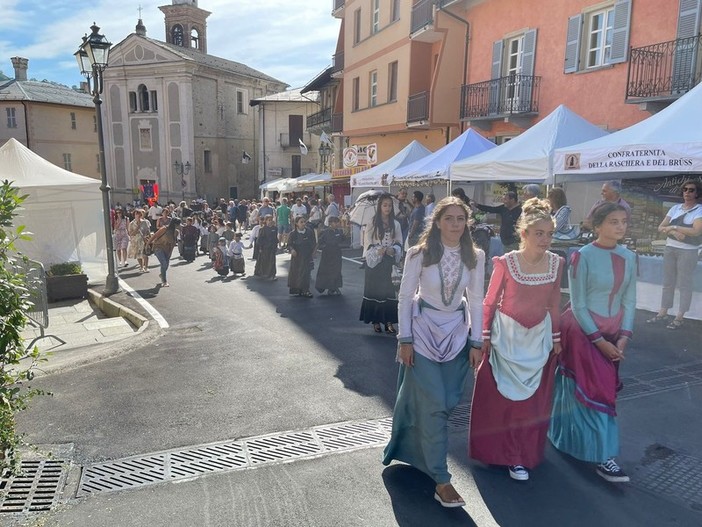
[0,180,45,476]
[48,261,83,276]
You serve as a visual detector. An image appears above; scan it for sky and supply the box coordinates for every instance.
[0,0,341,89]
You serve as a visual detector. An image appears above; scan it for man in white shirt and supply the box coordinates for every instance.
[424,194,436,221]
[147,202,163,231]
[290,198,307,219]
[324,194,340,227]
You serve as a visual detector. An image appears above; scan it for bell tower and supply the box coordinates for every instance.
[159,0,211,53]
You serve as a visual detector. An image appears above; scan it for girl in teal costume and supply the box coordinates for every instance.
[549,202,636,483]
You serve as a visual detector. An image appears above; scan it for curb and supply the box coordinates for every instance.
[87,289,149,332]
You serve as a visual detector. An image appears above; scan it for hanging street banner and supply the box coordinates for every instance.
[343,143,378,168]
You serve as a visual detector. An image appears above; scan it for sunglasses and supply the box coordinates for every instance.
[683,187,697,193]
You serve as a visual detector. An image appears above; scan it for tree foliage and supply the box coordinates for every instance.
[0,180,45,475]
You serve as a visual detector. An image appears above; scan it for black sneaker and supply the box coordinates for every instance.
[596,458,630,482]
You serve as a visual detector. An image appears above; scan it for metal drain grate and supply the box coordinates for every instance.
[634,445,702,510]
[0,459,66,514]
[77,408,471,498]
[620,360,702,401]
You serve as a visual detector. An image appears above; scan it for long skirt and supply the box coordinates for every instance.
[548,373,619,463]
[254,246,276,278]
[288,252,313,294]
[469,353,557,468]
[382,351,470,484]
[359,255,398,324]
[547,307,622,463]
[315,247,342,292]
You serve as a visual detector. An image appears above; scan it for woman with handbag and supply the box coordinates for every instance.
[646,179,702,330]
[149,218,180,287]
[359,193,403,334]
[382,197,484,508]
[127,209,152,272]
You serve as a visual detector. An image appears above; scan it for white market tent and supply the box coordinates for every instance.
[296,172,332,188]
[391,128,495,183]
[553,81,702,182]
[259,177,297,193]
[350,140,431,188]
[0,138,107,282]
[451,105,610,183]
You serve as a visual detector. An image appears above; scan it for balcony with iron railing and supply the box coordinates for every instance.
[460,74,541,121]
[332,0,345,17]
[332,51,344,76]
[307,107,331,130]
[626,34,702,104]
[407,91,429,124]
[331,113,343,133]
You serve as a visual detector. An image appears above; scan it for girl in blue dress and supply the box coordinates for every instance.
[549,202,636,483]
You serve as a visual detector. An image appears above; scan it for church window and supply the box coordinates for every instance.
[191,28,200,50]
[172,24,184,47]
[129,91,138,113]
[150,91,158,112]
[138,84,150,112]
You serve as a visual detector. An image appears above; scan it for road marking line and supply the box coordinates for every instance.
[118,278,169,329]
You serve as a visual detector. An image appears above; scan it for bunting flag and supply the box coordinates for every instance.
[242,151,252,164]
[320,131,333,147]
[299,138,308,155]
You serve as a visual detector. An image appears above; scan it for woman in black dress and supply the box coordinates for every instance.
[315,216,344,295]
[254,215,278,280]
[288,216,317,297]
[359,193,403,333]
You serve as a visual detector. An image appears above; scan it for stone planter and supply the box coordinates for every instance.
[46,274,88,303]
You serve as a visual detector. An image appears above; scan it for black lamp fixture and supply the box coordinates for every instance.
[75,23,119,295]
[318,142,332,173]
[174,161,191,201]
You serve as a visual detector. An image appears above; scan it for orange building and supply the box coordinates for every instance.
[330,0,699,160]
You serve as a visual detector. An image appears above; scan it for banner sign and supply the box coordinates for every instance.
[555,144,702,175]
[343,143,378,168]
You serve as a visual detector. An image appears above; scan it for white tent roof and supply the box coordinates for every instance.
[0,138,106,282]
[350,140,431,188]
[391,129,495,183]
[553,81,702,182]
[296,172,332,187]
[450,105,609,183]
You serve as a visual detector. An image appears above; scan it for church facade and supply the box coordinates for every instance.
[103,1,287,205]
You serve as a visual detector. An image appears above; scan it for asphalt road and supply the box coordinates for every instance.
[10,246,702,527]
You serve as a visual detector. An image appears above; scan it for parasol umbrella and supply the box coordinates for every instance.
[349,189,399,226]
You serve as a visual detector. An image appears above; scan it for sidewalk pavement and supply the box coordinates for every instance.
[19,287,155,375]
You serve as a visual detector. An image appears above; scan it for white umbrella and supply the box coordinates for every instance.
[349,190,399,226]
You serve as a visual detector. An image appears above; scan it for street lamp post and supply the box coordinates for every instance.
[174,160,191,202]
[319,142,332,173]
[75,23,119,295]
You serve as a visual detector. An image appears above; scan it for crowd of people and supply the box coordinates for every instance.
[112,180,700,509]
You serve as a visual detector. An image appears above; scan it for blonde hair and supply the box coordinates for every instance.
[516,197,554,250]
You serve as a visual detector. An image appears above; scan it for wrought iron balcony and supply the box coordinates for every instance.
[626,34,702,101]
[460,74,541,120]
[407,91,429,123]
[411,0,435,34]
[331,113,343,133]
[332,0,345,14]
[332,51,344,75]
[307,107,331,129]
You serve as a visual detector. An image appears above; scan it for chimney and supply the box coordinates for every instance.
[11,57,28,81]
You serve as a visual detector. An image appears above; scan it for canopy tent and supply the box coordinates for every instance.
[390,129,495,183]
[296,172,332,188]
[0,138,106,282]
[450,105,609,183]
[350,140,431,188]
[553,81,702,182]
[259,177,297,193]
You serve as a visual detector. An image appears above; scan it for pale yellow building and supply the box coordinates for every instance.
[0,57,100,180]
[333,0,470,163]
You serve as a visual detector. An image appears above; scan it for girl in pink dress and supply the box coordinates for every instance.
[469,198,564,481]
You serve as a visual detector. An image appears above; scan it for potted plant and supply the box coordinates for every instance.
[46,261,88,302]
